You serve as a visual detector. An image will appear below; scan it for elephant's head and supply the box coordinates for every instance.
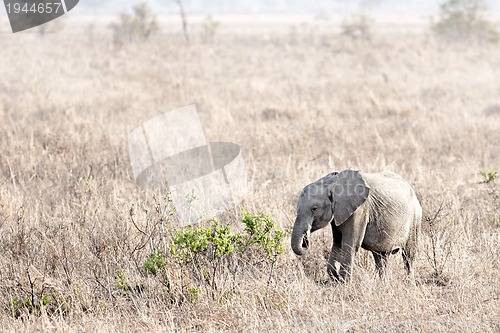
[291,170,370,255]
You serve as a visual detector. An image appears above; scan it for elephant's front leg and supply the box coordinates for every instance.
[335,244,356,282]
[336,214,367,282]
[327,224,344,281]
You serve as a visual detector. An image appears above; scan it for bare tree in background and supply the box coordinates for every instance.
[175,0,189,43]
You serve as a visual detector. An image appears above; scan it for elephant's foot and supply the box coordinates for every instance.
[327,261,351,282]
[372,251,389,278]
[327,260,341,281]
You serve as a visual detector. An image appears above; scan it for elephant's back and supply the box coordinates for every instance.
[362,171,417,204]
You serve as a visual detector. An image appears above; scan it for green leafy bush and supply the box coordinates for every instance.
[167,220,240,298]
[169,220,241,262]
[240,210,286,261]
[165,211,287,299]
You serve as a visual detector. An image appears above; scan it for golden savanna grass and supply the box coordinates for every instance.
[0,18,499,332]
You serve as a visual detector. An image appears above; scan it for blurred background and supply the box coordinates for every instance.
[1,0,500,33]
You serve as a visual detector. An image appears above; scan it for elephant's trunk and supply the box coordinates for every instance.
[291,217,311,256]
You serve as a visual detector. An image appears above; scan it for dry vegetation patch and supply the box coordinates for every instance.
[0,20,499,331]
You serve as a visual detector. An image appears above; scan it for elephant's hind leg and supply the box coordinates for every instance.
[402,222,419,276]
[402,247,417,283]
[372,251,389,277]
[402,247,415,275]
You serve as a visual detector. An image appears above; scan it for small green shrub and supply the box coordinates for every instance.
[169,220,241,262]
[167,211,287,299]
[186,286,201,302]
[40,294,54,307]
[144,250,167,276]
[478,166,499,229]
[10,296,32,318]
[479,166,498,184]
[168,220,240,298]
[240,209,286,261]
[490,217,500,229]
[115,270,131,292]
[432,0,499,43]
[10,294,56,318]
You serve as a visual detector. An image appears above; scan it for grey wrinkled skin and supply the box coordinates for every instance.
[291,169,422,282]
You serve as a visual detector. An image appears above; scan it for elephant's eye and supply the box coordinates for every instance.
[311,206,318,213]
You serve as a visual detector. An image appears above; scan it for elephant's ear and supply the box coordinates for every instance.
[329,170,370,226]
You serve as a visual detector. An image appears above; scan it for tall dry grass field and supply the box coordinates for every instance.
[0,19,499,332]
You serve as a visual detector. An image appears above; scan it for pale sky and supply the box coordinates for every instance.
[1,0,499,23]
[58,0,500,17]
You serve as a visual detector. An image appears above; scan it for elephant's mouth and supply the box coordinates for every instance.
[302,229,310,249]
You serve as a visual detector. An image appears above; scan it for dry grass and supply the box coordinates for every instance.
[0,20,499,332]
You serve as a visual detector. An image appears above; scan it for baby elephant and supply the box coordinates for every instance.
[291,169,421,282]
